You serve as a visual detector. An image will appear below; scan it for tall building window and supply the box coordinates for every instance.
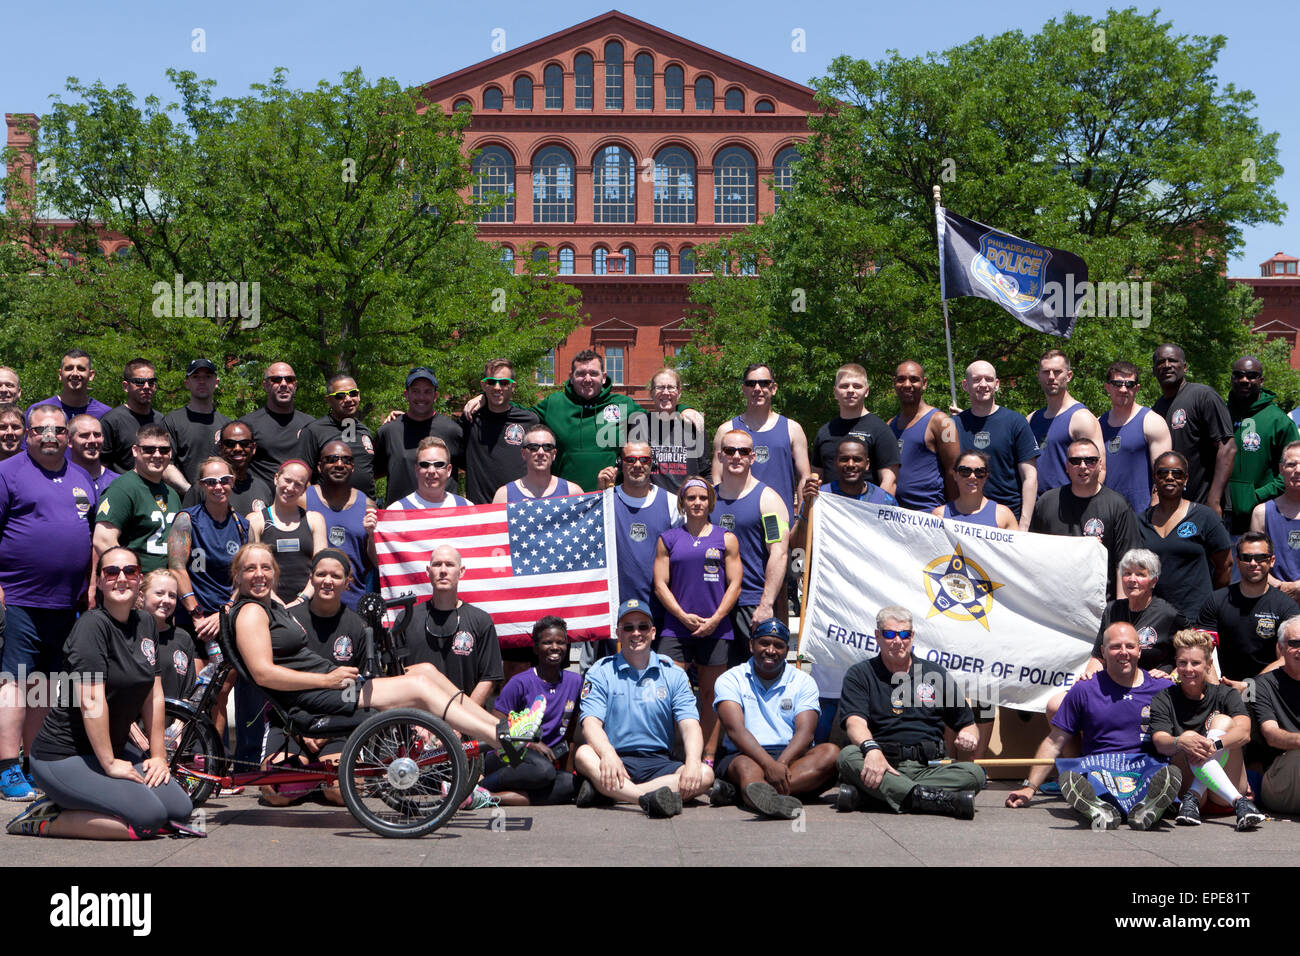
[544,64,563,109]
[654,247,670,275]
[574,53,594,109]
[483,87,503,111]
[593,145,635,223]
[537,348,555,386]
[513,76,533,110]
[593,248,608,275]
[694,77,714,111]
[605,346,625,385]
[620,247,636,275]
[533,146,575,223]
[634,53,654,110]
[604,41,624,110]
[664,65,684,110]
[558,247,575,275]
[725,88,744,111]
[773,146,800,209]
[714,147,756,224]
[499,247,515,271]
[679,247,696,274]
[654,147,695,224]
[472,146,515,223]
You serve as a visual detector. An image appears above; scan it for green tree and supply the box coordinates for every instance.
[0,68,579,419]
[683,7,1290,430]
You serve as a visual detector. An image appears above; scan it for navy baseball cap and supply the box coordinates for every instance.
[751,618,791,643]
[186,358,217,376]
[406,367,438,388]
[616,598,652,621]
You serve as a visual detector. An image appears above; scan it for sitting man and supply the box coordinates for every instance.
[835,605,984,819]
[712,618,839,819]
[1250,615,1300,816]
[573,599,713,818]
[1006,622,1181,830]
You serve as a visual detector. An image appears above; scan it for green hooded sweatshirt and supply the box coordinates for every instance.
[534,377,646,492]
[1227,386,1299,532]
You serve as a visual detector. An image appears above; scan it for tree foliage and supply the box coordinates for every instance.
[683,8,1290,429]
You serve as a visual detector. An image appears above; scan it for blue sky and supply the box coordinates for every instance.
[2,0,1292,274]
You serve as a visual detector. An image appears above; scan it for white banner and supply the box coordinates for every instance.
[799,496,1104,712]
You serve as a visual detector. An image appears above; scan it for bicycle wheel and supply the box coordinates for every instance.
[164,703,224,807]
[456,750,486,807]
[339,708,468,838]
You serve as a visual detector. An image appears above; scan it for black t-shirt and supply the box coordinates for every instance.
[182,471,273,515]
[838,654,974,746]
[1093,597,1190,671]
[290,602,367,668]
[1030,485,1142,594]
[1138,502,1232,620]
[1249,668,1300,759]
[99,404,161,474]
[402,602,502,694]
[32,609,161,761]
[374,413,464,504]
[1150,682,1246,738]
[162,407,233,484]
[812,413,900,487]
[1197,584,1300,680]
[1152,382,1233,506]
[240,406,315,486]
[644,411,711,495]
[461,405,540,505]
[298,416,375,500]
[156,625,201,700]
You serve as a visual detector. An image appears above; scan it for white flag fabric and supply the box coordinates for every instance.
[799,495,1104,712]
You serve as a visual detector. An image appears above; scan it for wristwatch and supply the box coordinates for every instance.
[1020,778,1036,792]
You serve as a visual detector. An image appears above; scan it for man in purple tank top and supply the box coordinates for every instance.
[888,361,960,510]
[1028,349,1106,493]
[1100,360,1171,514]
[711,363,810,515]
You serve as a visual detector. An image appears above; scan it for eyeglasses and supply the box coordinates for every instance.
[743,379,774,388]
[102,564,142,580]
[651,384,680,393]
[220,438,253,449]
[954,465,988,478]
[622,456,652,465]
[198,475,234,488]
[125,376,157,387]
[879,629,912,641]
[1106,379,1138,390]
[416,460,450,470]
[481,377,515,386]
[322,454,354,464]
[1231,370,1263,380]
[265,375,297,384]
[326,388,360,399]
[619,622,653,634]
[28,425,69,436]
[137,445,172,456]
[1237,553,1272,564]
[1287,640,1300,649]
[720,446,753,457]
[1154,467,1186,478]
[1067,455,1100,466]
[523,442,556,453]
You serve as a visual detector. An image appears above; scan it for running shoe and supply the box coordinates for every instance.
[1233,796,1265,831]
[1128,766,1181,831]
[1174,797,1202,826]
[6,797,59,836]
[507,695,547,742]
[0,765,37,802]
[1059,770,1120,830]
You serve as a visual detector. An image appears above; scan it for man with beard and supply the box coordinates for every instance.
[306,439,376,610]
[298,374,376,500]
[1226,355,1297,535]
[182,421,272,514]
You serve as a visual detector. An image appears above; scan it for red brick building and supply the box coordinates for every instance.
[415,10,816,401]
[1233,251,1300,367]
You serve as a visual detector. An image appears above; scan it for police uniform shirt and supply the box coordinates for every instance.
[1197,583,1300,680]
[402,602,502,694]
[713,659,820,751]
[580,652,699,755]
[1250,669,1300,760]
[838,654,974,747]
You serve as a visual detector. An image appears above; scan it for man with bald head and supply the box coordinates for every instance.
[240,361,315,487]
[400,545,503,707]
[1226,354,1297,535]
[953,360,1039,530]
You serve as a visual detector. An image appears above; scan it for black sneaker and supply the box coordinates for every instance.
[744,781,804,820]
[575,778,611,808]
[1174,797,1202,826]
[834,783,863,813]
[638,786,683,818]
[709,778,738,807]
[1233,796,1265,831]
[1128,766,1182,831]
[1060,770,1120,830]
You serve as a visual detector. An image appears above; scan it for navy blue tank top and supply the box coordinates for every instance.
[890,408,944,510]
[1266,499,1300,582]
[731,414,796,512]
[942,499,999,528]
[1101,407,1153,514]
[614,486,674,612]
[506,478,573,502]
[306,487,367,609]
[183,503,247,612]
[1030,403,1082,493]
[711,482,769,606]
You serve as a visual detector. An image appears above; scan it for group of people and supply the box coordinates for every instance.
[4,340,1300,837]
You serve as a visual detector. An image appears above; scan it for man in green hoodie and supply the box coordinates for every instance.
[1227,356,1298,535]
[532,349,647,492]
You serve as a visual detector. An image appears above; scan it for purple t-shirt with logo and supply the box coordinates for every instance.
[0,453,97,607]
[1052,670,1173,755]
[495,668,582,749]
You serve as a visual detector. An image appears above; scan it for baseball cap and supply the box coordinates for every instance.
[616,598,652,621]
[186,358,217,376]
[751,618,791,643]
[406,367,438,389]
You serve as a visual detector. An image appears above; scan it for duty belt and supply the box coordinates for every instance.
[881,741,943,764]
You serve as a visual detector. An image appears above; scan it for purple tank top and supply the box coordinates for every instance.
[1101,407,1153,514]
[1031,403,1082,492]
[658,524,734,641]
[942,499,999,528]
[731,414,796,512]
[1265,499,1300,581]
[506,478,572,502]
[890,408,944,510]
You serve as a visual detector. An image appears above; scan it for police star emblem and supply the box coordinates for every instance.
[921,544,1002,630]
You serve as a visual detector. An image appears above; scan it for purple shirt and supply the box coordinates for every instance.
[0,453,97,607]
[1052,670,1174,755]
[30,396,113,421]
[658,524,735,641]
[495,668,582,749]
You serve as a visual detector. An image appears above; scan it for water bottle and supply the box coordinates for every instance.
[204,638,223,666]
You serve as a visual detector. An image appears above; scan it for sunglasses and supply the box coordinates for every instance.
[265,375,297,384]
[322,454,354,464]
[220,438,253,449]
[1231,370,1262,380]
[879,629,912,641]
[1237,553,1272,564]
[326,388,360,399]
[743,379,774,388]
[720,446,753,457]
[954,465,988,478]
[137,445,172,456]
[619,622,653,634]
[1287,640,1300,649]
[1155,467,1186,478]
[125,376,157,387]
[524,442,556,453]
[29,425,69,436]
[1106,379,1138,390]
[481,377,515,386]
[622,455,652,466]
[102,564,142,579]
[198,475,234,487]
[1067,455,1100,466]
[416,460,450,470]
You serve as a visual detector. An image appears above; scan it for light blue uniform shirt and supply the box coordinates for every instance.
[713,659,821,752]
[581,652,699,754]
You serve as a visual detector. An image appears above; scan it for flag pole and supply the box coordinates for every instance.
[934,184,959,409]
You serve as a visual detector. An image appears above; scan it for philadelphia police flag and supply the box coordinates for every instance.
[938,207,1088,337]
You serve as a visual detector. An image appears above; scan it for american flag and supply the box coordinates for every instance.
[375,490,619,646]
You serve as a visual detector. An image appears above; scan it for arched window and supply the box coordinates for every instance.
[513,76,533,110]
[533,146,575,223]
[714,147,755,224]
[558,247,575,275]
[452,97,472,112]
[532,247,550,264]
[592,145,635,223]
[593,247,608,275]
[725,88,744,111]
[620,247,636,275]
[654,147,695,224]
[483,87,503,111]
[773,146,801,209]
[544,64,563,109]
[499,247,515,271]
[574,53,594,109]
[694,77,714,111]
[664,65,684,110]
[679,247,696,274]
[654,247,670,275]
[604,41,624,110]
[634,53,654,110]
[472,146,515,223]
[755,99,775,113]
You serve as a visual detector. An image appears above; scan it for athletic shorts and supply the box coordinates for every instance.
[656,633,745,668]
[261,724,347,763]
[619,751,684,784]
[278,686,360,721]
[1,606,76,677]
[715,743,790,781]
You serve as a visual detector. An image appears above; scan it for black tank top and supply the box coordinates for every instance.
[261,506,314,602]
[230,599,332,710]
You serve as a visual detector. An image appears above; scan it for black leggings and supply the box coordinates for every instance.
[481,750,576,805]
[31,752,194,836]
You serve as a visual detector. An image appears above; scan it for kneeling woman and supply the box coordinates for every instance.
[10,548,194,838]
[227,544,538,763]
